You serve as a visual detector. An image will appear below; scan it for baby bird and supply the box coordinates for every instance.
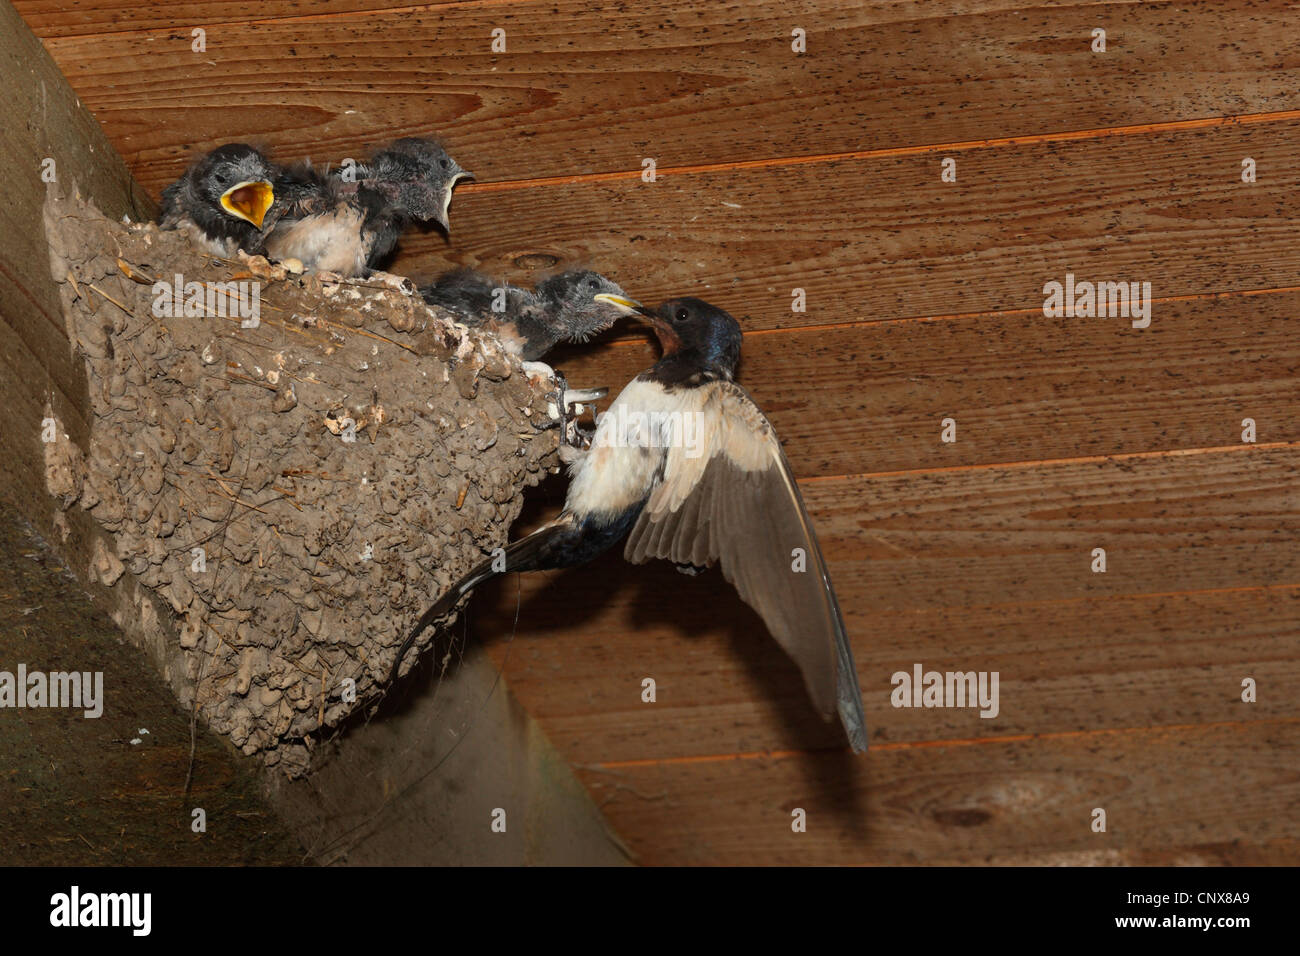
[158,143,279,256]
[262,138,472,277]
[423,268,637,442]
[420,268,637,361]
[354,137,473,236]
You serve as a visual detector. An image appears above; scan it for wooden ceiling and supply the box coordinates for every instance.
[17,0,1300,864]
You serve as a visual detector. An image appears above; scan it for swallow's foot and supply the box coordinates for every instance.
[519,362,605,447]
[523,364,569,433]
[563,416,595,449]
[548,371,572,439]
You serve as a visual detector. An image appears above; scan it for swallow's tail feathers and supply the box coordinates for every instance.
[388,512,612,685]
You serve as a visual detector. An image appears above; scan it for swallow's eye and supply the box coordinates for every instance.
[674,307,690,322]
[587,278,600,290]
[439,159,449,169]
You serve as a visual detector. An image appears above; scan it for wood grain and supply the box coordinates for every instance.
[26,1,1300,188]
[484,575,1300,761]
[385,117,1300,333]
[573,719,1300,864]
[467,445,1300,762]
[14,0,399,36]
[541,288,1300,479]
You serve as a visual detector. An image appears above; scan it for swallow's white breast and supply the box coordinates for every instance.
[565,378,702,519]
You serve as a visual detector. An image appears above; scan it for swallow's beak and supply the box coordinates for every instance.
[626,302,681,353]
[592,293,642,314]
[220,180,275,230]
[630,302,669,328]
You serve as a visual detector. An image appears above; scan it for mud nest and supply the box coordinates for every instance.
[41,186,563,776]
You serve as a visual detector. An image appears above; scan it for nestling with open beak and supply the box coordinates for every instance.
[158,143,279,256]
[261,137,472,277]
[389,296,869,753]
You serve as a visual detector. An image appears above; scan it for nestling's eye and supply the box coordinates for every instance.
[587,278,600,290]
[439,159,449,169]
[674,307,690,322]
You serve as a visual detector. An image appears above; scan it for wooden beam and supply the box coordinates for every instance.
[0,0,155,655]
[24,0,1299,184]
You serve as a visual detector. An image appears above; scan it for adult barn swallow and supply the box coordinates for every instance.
[262,138,472,277]
[390,297,869,752]
[420,268,637,361]
[158,143,278,256]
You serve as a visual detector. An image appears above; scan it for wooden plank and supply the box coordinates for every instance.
[14,1,397,36]
[543,289,1300,479]
[469,446,1300,762]
[482,575,1300,760]
[572,720,1300,864]
[385,117,1300,331]
[30,1,1300,186]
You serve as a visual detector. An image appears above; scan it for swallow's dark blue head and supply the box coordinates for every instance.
[634,297,742,378]
[362,137,473,230]
[176,143,278,233]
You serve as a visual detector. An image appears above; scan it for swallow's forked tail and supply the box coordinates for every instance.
[386,515,580,685]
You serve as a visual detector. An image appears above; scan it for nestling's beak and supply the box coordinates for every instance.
[437,171,474,232]
[220,180,275,229]
[592,293,642,314]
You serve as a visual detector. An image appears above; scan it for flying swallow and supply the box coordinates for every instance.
[158,143,279,256]
[389,297,869,752]
[261,138,472,277]
[420,268,638,361]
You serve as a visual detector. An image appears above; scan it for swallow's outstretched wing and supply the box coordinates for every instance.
[623,379,868,752]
